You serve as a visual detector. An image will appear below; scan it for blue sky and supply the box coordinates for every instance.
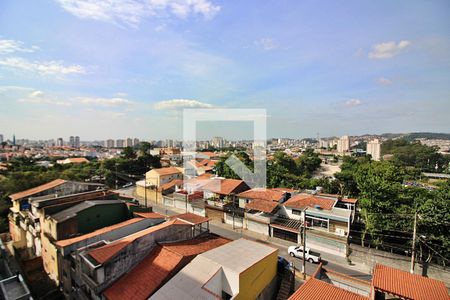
[0,0,449,140]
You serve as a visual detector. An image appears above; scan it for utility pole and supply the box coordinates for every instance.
[302,224,307,279]
[410,211,418,274]
[115,163,118,190]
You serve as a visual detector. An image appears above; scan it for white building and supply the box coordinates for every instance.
[337,136,350,153]
[367,139,381,161]
[116,139,125,148]
[56,138,64,147]
[125,138,133,147]
[104,139,115,148]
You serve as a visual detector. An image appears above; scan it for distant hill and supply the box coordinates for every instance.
[383,132,450,141]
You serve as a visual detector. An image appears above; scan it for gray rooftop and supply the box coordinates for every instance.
[50,200,124,222]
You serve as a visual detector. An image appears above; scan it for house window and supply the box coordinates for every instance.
[306,216,329,230]
[292,209,302,216]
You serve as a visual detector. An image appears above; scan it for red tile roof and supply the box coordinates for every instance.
[88,220,184,264]
[271,187,297,193]
[202,178,248,195]
[245,199,279,213]
[55,218,145,248]
[289,278,368,300]
[133,212,166,219]
[170,213,209,225]
[159,179,183,191]
[372,264,449,300]
[151,167,182,176]
[283,193,336,210]
[238,188,285,201]
[9,179,67,201]
[103,235,230,300]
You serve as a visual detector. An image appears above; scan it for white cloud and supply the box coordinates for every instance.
[76,97,134,106]
[368,40,411,59]
[377,77,392,85]
[56,0,220,27]
[0,39,39,54]
[154,99,214,110]
[18,90,72,106]
[344,98,362,107]
[255,38,278,50]
[0,57,86,75]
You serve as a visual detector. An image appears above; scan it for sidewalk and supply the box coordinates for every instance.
[128,190,371,279]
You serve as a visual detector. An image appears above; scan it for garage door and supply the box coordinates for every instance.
[272,227,298,243]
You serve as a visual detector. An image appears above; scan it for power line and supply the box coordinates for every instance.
[418,237,450,263]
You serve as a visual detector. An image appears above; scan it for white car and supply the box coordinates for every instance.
[288,246,321,264]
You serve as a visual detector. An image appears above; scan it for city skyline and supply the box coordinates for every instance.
[1,0,449,140]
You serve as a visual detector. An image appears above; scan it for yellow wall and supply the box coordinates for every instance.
[41,234,59,284]
[236,250,278,300]
[135,186,162,204]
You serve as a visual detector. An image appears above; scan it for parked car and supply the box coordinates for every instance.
[287,246,321,263]
[277,256,290,272]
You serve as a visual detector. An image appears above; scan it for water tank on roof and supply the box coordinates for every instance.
[314,204,322,209]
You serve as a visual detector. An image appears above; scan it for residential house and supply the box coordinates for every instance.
[102,234,230,300]
[150,238,279,300]
[72,213,210,299]
[135,167,183,204]
[8,180,105,254]
[289,263,449,300]
[273,193,356,256]
[41,200,131,283]
[201,177,250,223]
[237,188,292,235]
[56,216,165,298]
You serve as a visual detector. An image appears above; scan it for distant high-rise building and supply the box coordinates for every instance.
[57,138,64,147]
[367,139,381,161]
[116,139,125,148]
[125,138,133,147]
[105,139,115,148]
[69,136,75,147]
[337,135,350,153]
[0,134,3,144]
[211,136,224,149]
[165,139,175,148]
[74,136,80,148]
[133,138,140,146]
[12,134,16,146]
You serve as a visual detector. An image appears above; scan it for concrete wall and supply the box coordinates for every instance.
[349,244,450,287]
[95,224,195,293]
[224,213,243,228]
[246,219,270,236]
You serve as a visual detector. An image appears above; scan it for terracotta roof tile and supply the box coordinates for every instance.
[66,157,89,163]
[201,178,248,195]
[289,278,368,300]
[170,213,209,225]
[159,179,183,191]
[103,235,230,300]
[151,167,182,176]
[283,193,336,210]
[55,218,145,248]
[133,212,166,219]
[9,179,67,201]
[238,188,285,202]
[87,220,179,264]
[245,199,279,213]
[372,264,449,300]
